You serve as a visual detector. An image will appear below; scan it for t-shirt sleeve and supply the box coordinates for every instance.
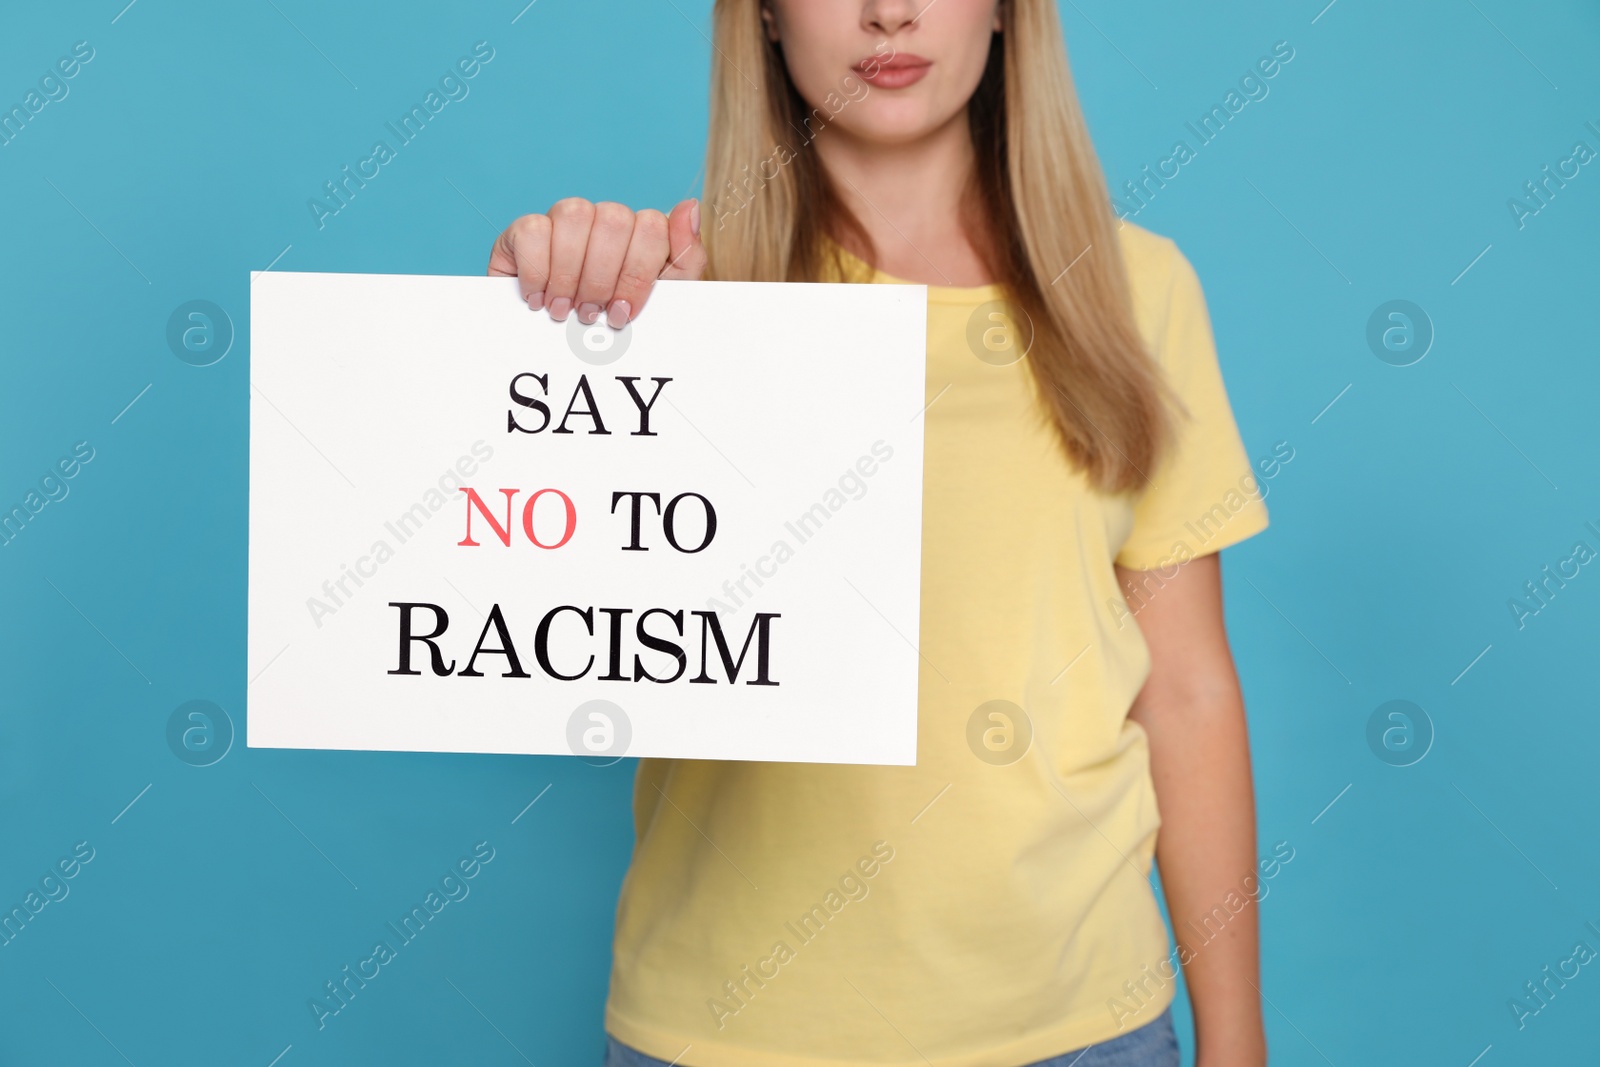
[1114,241,1269,571]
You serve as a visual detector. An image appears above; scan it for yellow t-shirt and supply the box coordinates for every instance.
[604,221,1270,1066]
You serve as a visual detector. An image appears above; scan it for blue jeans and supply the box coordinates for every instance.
[603,1006,1178,1067]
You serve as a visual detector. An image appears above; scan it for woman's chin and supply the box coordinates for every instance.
[829,108,963,150]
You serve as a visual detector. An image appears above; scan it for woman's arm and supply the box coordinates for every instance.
[1117,553,1268,1067]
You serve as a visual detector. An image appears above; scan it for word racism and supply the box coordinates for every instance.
[1114,42,1295,220]
[1508,119,1600,230]
[308,41,495,229]
[310,841,495,1029]
[708,841,895,1029]
[1507,519,1600,630]
[385,370,781,685]
[390,602,780,687]
[1,40,95,148]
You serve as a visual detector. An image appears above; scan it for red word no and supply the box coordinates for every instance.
[458,487,576,549]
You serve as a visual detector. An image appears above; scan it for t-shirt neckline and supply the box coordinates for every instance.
[830,243,1006,306]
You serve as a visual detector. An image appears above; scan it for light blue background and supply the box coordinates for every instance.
[2,1,1597,1064]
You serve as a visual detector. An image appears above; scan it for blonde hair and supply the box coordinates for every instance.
[701,0,1174,493]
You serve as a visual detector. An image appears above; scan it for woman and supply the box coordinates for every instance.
[489,2,1271,1064]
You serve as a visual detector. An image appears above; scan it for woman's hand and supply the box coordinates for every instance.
[487,197,705,329]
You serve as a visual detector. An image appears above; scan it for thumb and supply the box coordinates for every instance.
[660,198,707,280]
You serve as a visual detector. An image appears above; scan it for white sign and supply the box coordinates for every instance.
[247,272,926,765]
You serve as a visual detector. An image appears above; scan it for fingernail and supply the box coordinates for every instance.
[690,198,701,237]
[548,296,572,321]
[607,299,631,329]
[526,290,544,311]
[576,302,602,325]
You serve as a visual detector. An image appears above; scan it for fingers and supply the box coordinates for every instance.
[544,197,596,322]
[573,202,635,325]
[488,214,552,310]
[608,209,669,328]
[487,196,703,327]
[660,198,707,281]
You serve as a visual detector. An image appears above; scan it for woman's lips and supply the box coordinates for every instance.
[853,54,931,89]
